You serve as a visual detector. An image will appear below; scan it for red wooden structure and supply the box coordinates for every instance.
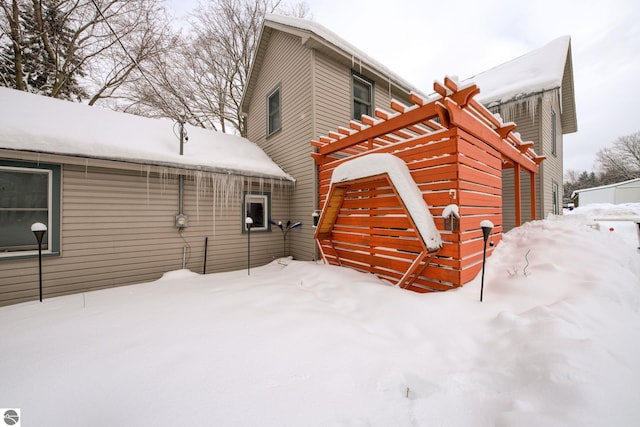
[311,77,544,292]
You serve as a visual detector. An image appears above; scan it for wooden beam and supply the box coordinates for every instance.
[530,170,537,220]
[328,131,344,140]
[337,126,352,136]
[445,78,481,108]
[514,163,522,226]
[317,101,440,156]
[497,122,517,139]
[410,92,428,106]
[361,115,380,127]
[375,108,398,120]
[434,102,450,128]
[517,141,535,152]
[434,80,448,96]
[443,97,539,173]
[390,99,409,113]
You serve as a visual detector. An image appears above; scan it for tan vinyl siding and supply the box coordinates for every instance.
[539,92,564,216]
[245,29,415,260]
[0,157,288,306]
[497,100,539,231]
[245,30,315,261]
[314,52,351,136]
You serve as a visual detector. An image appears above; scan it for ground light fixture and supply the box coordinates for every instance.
[31,222,47,302]
[479,219,494,302]
[245,217,253,275]
[270,220,302,257]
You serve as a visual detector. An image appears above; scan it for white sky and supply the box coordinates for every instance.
[169,0,640,174]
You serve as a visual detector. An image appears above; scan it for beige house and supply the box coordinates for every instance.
[241,14,577,261]
[0,87,294,306]
[463,36,578,229]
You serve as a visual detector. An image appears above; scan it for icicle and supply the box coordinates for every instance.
[85,158,89,178]
[144,165,151,205]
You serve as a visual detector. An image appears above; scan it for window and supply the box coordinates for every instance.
[243,193,270,232]
[267,86,281,136]
[552,181,560,215]
[0,161,60,258]
[352,72,373,120]
[551,109,557,156]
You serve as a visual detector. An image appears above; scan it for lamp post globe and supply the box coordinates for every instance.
[31,222,47,302]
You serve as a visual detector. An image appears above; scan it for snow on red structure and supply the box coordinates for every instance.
[312,77,543,292]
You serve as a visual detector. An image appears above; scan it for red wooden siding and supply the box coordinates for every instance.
[312,77,543,292]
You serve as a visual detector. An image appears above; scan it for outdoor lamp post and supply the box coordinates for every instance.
[245,217,253,275]
[479,220,494,302]
[269,220,302,257]
[31,222,47,302]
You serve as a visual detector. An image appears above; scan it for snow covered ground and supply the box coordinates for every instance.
[1,204,639,426]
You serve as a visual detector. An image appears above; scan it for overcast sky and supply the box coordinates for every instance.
[170,0,640,173]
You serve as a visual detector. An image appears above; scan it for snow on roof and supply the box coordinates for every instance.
[571,177,640,198]
[331,153,442,251]
[463,36,570,107]
[264,14,419,94]
[265,15,570,111]
[0,87,294,181]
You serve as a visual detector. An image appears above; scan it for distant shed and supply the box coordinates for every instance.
[312,77,544,292]
[571,178,640,206]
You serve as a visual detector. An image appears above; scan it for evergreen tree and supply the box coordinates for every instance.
[0,0,86,99]
[20,0,86,100]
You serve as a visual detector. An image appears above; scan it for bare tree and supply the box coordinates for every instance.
[596,131,640,183]
[0,0,175,103]
[122,0,310,135]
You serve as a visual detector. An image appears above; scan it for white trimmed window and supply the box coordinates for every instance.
[243,193,270,231]
[552,181,560,215]
[352,72,373,120]
[551,109,557,156]
[267,86,281,136]
[0,161,60,257]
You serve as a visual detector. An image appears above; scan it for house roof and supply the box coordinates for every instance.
[240,14,423,114]
[0,87,294,181]
[571,177,640,199]
[462,36,578,133]
[464,36,570,105]
[242,15,577,134]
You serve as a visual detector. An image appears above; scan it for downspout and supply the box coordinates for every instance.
[178,120,186,220]
[179,120,184,216]
[175,120,189,267]
[311,49,319,261]
[176,119,189,270]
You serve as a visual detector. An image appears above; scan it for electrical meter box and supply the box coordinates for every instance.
[175,214,188,228]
